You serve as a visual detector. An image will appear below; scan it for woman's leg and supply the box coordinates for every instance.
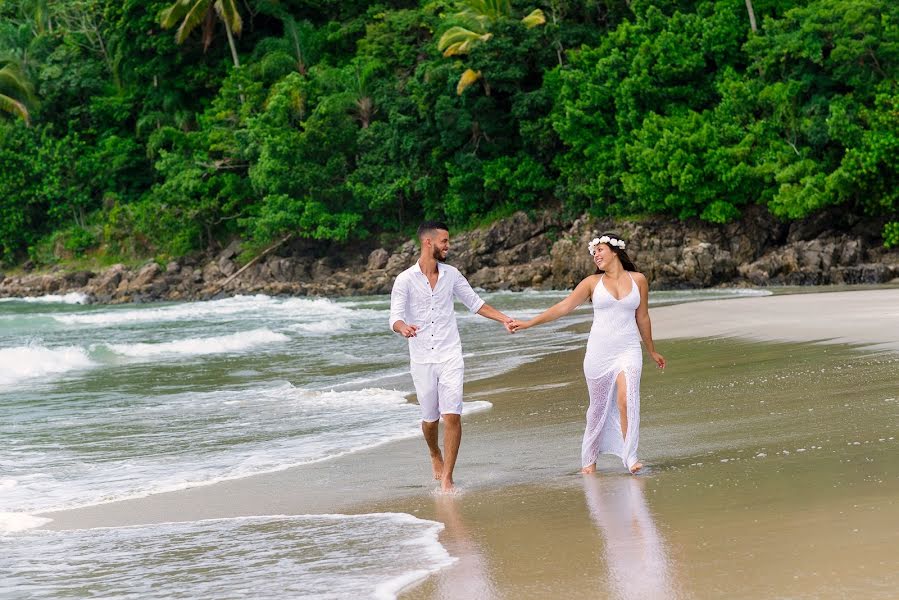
[616,371,628,440]
[616,368,642,473]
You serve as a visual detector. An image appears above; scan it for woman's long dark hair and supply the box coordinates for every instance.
[595,232,638,273]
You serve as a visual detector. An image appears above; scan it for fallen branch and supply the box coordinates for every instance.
[212,233,293,294]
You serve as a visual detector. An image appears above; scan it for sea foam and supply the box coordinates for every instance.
[0,344,94,385]
[103,328,289,358]
[0,512,52,534]
[0,292,89,305]
[52,294,361,326]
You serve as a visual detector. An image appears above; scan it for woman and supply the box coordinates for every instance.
[510,233,665,474]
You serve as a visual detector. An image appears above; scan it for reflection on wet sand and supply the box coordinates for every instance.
[432,494,497,599]
[583,476,680,600]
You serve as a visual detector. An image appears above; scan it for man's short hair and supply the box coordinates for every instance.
[417,220,449,239]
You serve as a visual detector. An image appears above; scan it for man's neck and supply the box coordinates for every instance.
[418,254,439,275]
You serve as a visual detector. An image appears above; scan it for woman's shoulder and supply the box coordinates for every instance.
[629,271,648,285]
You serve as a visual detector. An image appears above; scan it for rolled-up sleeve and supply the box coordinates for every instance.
[453,272,486,314]
[389,273,408,332]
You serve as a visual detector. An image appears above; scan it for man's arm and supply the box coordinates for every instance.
[452,271,513,331]
[477,303,513,328]
[389,275,419,338]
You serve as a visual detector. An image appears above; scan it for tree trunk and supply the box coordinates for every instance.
[222,18,245,103]
[223,18,241,68]
[745,0,758,33]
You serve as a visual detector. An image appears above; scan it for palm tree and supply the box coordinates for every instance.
[159,0,243,68]
[437,0,545,94]
[0,60,37,126]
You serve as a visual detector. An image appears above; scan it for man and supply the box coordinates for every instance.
[389,221,514,492]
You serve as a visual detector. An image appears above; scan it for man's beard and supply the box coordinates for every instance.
[433,247,446,262]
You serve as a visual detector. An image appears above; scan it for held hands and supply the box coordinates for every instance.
[506,318,532,334]
[650,351,666,370]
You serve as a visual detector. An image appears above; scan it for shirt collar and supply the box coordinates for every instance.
[414,260,443,276]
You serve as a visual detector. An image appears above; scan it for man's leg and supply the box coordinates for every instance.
[437,356,465,492]
[411,362,443,480]
[440,413,461,492]
[422,419,444,480]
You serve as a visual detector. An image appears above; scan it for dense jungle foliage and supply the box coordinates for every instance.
[0,0,896,266]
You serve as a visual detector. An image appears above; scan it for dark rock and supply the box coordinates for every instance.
[310,257,337,281]
[64,270,95,287]
[218,239,242,261]
[787,211,835,243]
[367,248,389,270]
[217,255,237,277]
[385,240,417,275]
[202,261,222,283]
[88,264,126,295]
[131,263,162,289]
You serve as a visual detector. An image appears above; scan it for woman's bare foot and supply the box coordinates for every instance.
[629,461,643,474]
[430,451,444,480]
[580,463,597,474]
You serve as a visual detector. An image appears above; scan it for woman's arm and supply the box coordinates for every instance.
[633,273,666,368]
[512,276,596,331]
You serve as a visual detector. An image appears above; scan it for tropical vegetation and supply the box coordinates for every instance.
[0,0,895,266]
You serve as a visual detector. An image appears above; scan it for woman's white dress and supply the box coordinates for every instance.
[582,273,643,471]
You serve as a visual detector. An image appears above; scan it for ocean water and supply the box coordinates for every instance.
[1,513,453,599]
[0,287,770,597]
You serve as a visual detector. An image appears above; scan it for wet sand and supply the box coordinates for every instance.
[41,289,899,598]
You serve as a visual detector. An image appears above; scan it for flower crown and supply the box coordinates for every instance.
[588,235,626,256]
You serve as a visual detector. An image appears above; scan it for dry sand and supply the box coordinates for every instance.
[652,288,899,352]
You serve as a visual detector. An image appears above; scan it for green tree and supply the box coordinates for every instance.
[159,0,243,68]
[437,0,546,94]
[0,59,37,124]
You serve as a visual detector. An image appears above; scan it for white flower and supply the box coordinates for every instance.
[588,234,628,255]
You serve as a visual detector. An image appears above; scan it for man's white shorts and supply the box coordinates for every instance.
[410,355,465,422]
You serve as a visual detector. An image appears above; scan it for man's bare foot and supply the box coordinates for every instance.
[629,461,643,474]
[580,463,597,474]
[440,477,455,493]
[430,451,444,480]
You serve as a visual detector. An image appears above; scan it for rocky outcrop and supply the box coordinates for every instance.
[1,208,897,303]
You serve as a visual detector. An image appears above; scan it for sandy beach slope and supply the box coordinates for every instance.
[652,288,899,352]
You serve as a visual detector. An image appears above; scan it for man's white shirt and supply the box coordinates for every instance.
[389,261,485,364]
